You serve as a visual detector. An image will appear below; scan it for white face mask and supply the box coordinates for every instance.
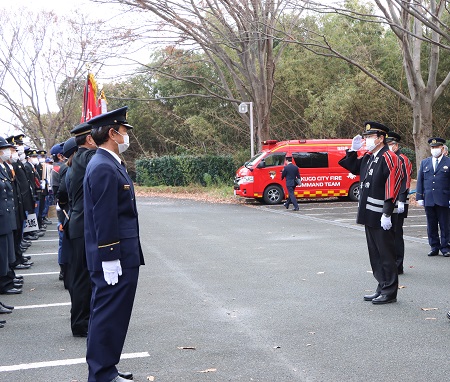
[19,153,26,162]
[31,157,39,165]
[11,152,19,162]
[365,137,377,152]
[0,150,10,162]
[431,148,442,158]
[38,157,45,163]
[16,146,24,154]
[114,130,130,154]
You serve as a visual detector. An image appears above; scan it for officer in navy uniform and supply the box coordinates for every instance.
[0,137,21,296]
[84,106,144,382]
[385,132,413,274]
[416,137,450,257]
[67,121,97,337]
[339,122,402,304]
[281,156,301,211]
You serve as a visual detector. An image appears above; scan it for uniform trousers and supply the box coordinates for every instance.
[424,205,449,253]
[87,267,139,382]
[285,185,299,209]
[365,225,398,297]
[394,215,405,272]
[68,237,92,335]
[0,233,15,292]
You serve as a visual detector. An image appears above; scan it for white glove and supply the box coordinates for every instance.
[417,200,424,207]
[102,259,122,285]
[350,135,363,151]
[380,214,392,230]
[397,201,405,214]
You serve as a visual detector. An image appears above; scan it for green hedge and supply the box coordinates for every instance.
[136,155,236,187]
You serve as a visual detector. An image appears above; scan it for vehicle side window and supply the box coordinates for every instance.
[292,152,328,168]
[264,153,286,167]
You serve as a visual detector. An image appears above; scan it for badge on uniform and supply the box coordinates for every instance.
[369,169,373,176]
[365,182,370,188]
[124,184,130,190]
[374,157,379,163]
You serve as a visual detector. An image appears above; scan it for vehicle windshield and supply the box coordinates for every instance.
[244,152,264,168]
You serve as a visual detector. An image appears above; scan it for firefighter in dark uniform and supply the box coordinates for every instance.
[416,137,450,256]
[84,107,144,382]
[0,137,20,295]
[67,121,97,337]
[339,122,402,304]
[385,132,413,274]
[281,156,301,211]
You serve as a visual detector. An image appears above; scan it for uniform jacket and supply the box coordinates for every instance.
[416,155,450,207]
[12,161,34,213]
[338,145,402,228]
[68,148,96,239]
[281,162,301,187]
[23,161,40,200]
[0,164,17,235]
[396,151,413,218]
[84,148,144,272]
[5,163,25,224]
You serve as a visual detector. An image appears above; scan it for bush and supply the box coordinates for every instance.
[136,155,237,187]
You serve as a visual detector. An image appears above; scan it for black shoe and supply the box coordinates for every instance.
[372,295,397,304]
[21,241,31,247]
[447,311,450,320]
[59,272,64,281]
[118,371,133,380]
[13,278,23,284]
[14,263,30,270]
[14,275,23,280]
[283,203,289,209]
[293,208,299,211]
[23,255,31,260]
[428,250,439,256]
[0,323,4,328]
[398,268,404,274]
[1,288,22,295]
[43,217,52,225]
[0,305,12,313]
[24,234,39,240]
[22,260,33,266]
[0,319,6,324]
[0,302,14,310]
[364,292,381,301]
[442,252,450,257]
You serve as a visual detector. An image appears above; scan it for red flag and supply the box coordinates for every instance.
[81,73,101,122]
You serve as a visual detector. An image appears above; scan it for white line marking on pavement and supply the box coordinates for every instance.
[0,352,150,372]
[23,252,58,256]
[18,272,59,276]
[14,302,71,310]
[30,239,59,242]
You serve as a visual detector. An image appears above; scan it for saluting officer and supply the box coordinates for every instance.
[416,137,450,257]
[84,106,144,382]
[386,132,413,274]
[339,122,402,304]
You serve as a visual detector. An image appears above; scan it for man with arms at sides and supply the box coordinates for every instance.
[385,132,413,274]
[416,137,450,257]
[339,122,402,305]
[281,156,301,211]
[84,106,144,382]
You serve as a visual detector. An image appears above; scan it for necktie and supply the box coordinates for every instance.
[435,158,438,172]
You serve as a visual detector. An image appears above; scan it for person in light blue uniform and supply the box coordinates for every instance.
[416,137,450,257]
[84,106,144,382]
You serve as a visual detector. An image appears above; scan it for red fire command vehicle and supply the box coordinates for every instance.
[234,139,361,204]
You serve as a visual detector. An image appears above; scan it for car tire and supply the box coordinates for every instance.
[348,182,360,201]
[263,184,284,205]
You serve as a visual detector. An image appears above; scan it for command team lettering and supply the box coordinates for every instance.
[300,175,342,188]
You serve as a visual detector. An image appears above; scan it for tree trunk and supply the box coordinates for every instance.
[412,94,433,176]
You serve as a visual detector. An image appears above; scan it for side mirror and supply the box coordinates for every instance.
[257,160,266,168]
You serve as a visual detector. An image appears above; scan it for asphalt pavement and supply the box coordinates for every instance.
[0,197,449,382]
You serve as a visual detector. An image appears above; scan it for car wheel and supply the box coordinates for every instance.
[348,182,360,201]
[263,184,284,205]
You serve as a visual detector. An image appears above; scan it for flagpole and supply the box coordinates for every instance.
[83,71,89,122]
